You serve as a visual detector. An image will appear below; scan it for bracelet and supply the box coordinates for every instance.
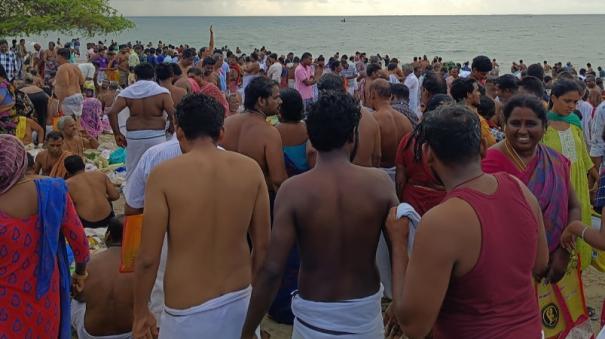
[581,226,589,241]
[72,271,88,280]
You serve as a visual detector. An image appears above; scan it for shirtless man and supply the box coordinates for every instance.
[57,116,99,156]
[72,216,134,339]
[369,79,413,173]
[241,91,398,338]
[317,74,381,167]
[200,56,220,88]
[156,63,186,106]
[54,47,85,119]
[117,45,131,88]
[133,94,270,339]
[362,63,382,107]
[108,63,175,180]
[178,48,195,76]
[65,155,119,228]
[223,76,287,198]
[33,131,72,177]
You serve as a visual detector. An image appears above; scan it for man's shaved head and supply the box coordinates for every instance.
[370,79,391,99]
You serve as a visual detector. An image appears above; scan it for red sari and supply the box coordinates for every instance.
[0,194,89,338]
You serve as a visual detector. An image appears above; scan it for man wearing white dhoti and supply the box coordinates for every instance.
[107,63,175,182]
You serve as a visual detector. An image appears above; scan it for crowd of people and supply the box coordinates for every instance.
[2,27,605,339]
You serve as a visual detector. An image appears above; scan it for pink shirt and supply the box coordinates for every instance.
[295,64,314,100]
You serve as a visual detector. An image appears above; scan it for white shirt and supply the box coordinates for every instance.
[388,74,400,84]
[78,63,96,80]
[404,73,419,114]
[590,101,605,158]
[577,100,594,147]
[267,62,283,83]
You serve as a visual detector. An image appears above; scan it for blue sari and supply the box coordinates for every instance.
[34,178,71,339]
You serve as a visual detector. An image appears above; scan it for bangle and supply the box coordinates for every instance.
[72,271,88,280]
[581,226,589,241]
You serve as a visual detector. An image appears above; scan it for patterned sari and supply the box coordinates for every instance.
[483,144,571,252]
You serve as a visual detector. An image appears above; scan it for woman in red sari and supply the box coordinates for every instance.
[0,135,89,339]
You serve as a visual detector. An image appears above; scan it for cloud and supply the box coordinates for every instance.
[109,0,605,16]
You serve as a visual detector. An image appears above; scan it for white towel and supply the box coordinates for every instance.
[118,80,169,99]
[396,203,422,255]
[376,203,421,299]
[291,285,384,339]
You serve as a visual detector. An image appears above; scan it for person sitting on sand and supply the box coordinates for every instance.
[57,116,99,157]
[14,115,44,145]
[65,155,119,229]
[33,131,73,178]
[71,216,134,339]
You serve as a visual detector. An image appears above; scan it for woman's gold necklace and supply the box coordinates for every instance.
[505,140,528,171]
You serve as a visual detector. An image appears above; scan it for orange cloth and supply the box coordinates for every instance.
[48,151,73,179]
[120,214,144,273]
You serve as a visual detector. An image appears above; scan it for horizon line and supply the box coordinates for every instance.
[124,13,605,17]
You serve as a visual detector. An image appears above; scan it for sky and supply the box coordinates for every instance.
[109,0,605,16]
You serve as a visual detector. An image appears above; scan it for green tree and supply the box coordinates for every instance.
[0,0,134,37]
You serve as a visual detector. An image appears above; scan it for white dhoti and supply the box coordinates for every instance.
[159,286,257,339]
[71,300,133,339]
[125,130,166,182]
[291,285,385,339]
[62,93,84,117]
[382,166,396,183]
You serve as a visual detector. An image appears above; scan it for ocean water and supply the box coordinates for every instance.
[25,15,605,69]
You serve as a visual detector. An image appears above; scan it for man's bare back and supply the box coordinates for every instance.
[353,108,381,167]
[143,148,270,309]
[79,247,134,336]
[223,113,286,191]
[166,85,187,107]
[280,163,398,300]
[66,171,119,223]
[111,94,173,131]
[373,106,412,167]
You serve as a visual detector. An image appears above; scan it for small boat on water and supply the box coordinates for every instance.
[341,18,346,23]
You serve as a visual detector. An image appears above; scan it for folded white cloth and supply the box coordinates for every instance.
[118,80,169,99]
[291,285,384,339]
[71,300,133,339]
[376,203,421,299]
[396,202,422,255]
[159,286,255,339]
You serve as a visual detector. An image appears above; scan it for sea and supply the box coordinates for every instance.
[23,15,605,69]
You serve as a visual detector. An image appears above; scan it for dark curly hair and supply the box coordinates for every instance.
[176,93,225,141]
[307,90,361,152]
[413,104,481,166]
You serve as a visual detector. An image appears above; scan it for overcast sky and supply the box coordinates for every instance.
[109,0,605,16]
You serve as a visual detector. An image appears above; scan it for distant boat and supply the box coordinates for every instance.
[341,18,346,23]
